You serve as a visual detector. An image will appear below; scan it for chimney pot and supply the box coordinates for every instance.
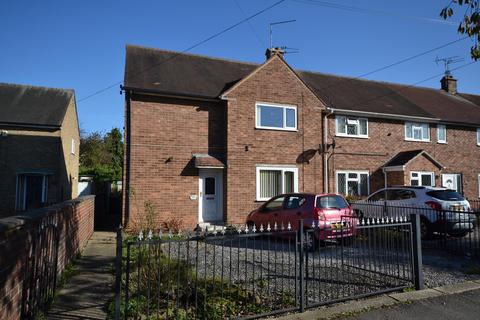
[265,47,285,60]
[440,75,457,95]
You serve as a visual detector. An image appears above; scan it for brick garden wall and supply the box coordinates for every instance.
[0,195,95,320]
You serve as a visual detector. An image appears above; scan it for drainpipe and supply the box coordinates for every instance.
[323,108,334,193]
[383,167,387,188]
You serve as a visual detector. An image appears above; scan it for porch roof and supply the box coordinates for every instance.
[383,149,444,171]
[193,154,225,169]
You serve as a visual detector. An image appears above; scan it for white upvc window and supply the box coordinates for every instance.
[71,138,76,154]
[15,174,49,211]
[255,103,297,131]
[410,171,434,187]
[478,174,480,198]
[335,116,368,138]
[256,166,298,201]
[477,128,480,146]
[437,124,446,143]
[405,122,430,142]
[336,170,369,197]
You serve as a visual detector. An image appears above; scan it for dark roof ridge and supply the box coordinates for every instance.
[298,69,480,98]
[126,44,261,67]
[0,82,74,95]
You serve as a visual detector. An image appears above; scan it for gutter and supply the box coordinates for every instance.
[121,85,220,102]
[0,122,60,130]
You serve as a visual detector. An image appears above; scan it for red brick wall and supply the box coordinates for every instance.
[123,94,226,230]
[222,56,325,224]
[0,195,94,320]
[327,117,480,198]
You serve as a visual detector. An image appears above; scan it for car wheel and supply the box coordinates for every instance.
[447,231,469,238]
[305,231,319,251]
[420,218,433,240]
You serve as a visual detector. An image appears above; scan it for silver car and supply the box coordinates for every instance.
[352,186,474,238]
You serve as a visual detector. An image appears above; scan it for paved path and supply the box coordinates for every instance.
[347,288,480,320]
[47,232,116,320]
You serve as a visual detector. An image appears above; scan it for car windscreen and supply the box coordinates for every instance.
[316,196,349,209]
[426,190,465,201]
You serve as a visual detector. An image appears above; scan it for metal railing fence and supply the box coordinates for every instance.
[114,216,419,319]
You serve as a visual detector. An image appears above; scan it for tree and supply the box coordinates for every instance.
[440,0,480,60]
[80,128,124,181]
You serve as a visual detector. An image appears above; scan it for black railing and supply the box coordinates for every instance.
[352,201,480,258]
[114,216,418,319]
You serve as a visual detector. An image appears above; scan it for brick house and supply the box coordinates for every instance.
[0,83,80,217]
[122,45,480,229]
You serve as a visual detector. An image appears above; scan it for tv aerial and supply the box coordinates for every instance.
[434,55,464,76]
[269,20,299,55]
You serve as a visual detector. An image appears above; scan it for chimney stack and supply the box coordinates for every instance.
[440,75,457,95]
[265,47,285,60]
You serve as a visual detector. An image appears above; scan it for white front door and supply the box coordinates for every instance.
[442,174,460,192]
[199,169,223,223]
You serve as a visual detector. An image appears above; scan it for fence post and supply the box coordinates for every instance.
[114,225,123,319]
[298,219,305,313]
[410,214,424,290]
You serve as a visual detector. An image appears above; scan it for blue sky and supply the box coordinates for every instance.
[1,0,478,133]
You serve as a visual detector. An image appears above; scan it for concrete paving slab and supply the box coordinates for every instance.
[388,288,443,302]
[433,280,480,294]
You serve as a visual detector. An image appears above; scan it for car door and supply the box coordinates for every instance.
[386,188,416,219]
[365,190,386,218]
[257,196,286,229]
[282,195,308,229]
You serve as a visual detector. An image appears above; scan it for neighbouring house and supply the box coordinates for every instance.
[122,45,480,230]
[0,83,80,217]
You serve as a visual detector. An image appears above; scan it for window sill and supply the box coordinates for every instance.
[404,139,430,143]
[437,142,447,144]
[335,134,369,139]
[255,126,298,132]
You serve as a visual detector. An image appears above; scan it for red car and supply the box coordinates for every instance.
[246,193,358,241]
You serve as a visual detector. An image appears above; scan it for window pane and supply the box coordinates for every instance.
[347,124,358,135]
[477,128,480,144]
[360,174,368,196]
[264,196,285,211]
[337,173,346,194]
[258,106,283,128]
[411,178,419,186]
[285,196,306,209]
[421,174,433,186]
[205,177,215,195]
[422,124,429,140]
[336,116,346,134]
[348,173,357,179]
[359,119,367,135]
[438,125,446,141]
[347,180,359,196]
[406,123,412,139]
[316,195,349,209]
[285,108,296,128]
[284,171,294,193]
[413,127,422,140]
[260,170,282,199]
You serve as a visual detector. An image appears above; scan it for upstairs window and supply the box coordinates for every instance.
[405,122,430,142]
[437,125,446,143]
[71,138,76,154]
[256,103,297,131]
[335,116,368,138]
